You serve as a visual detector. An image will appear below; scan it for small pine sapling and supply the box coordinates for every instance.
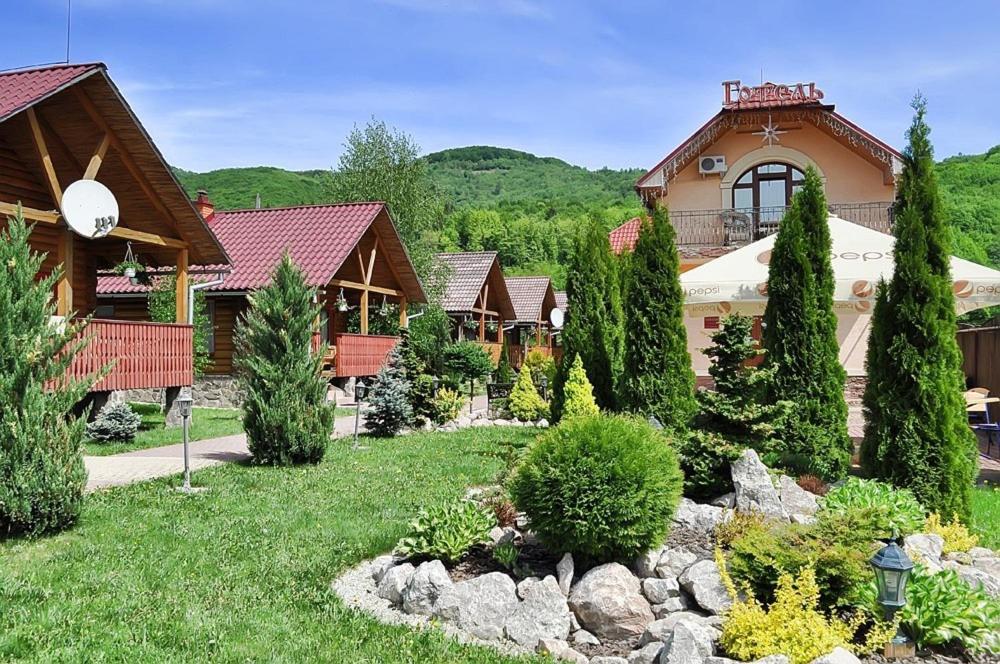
[364,346,413,437]
[508,367,548,422]
[561,354,599,420]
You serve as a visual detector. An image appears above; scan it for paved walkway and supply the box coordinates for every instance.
[83,395,490,492]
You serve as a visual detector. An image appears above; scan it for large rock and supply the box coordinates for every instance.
[904,533,944,566]
[557,552,575,595]
[568,562,654,640]
[651,596,690,617]
[537,638,588,664]
[808,647,862,664]
[433,572,517,640]
[778,475,818,519]
[679,560,732,615]
[673,498,727,534]
[731,449,786,520]
[953,563,1000,597]
[370,555,397,583]
[633,546,666,578]
[972,554,1000,579]
[401,560,452,615]
[655,546,699,578]
[659,619,717,664]
[642,576,680,604]
[639,612,717,646]
[627,642,664,664]
[376,562,415,604]
[571,629,601,646]
[504,575,573,648]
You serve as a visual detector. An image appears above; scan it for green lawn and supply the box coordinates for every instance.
[971,483,1000,549]
[1,427,544,663]
[84,404,244,456]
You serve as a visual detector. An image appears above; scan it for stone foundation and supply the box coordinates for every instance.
[114,375,244,411]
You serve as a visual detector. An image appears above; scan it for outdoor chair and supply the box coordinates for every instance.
[966,389,999,458]
[486,382,513,419]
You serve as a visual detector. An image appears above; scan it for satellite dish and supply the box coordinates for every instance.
[549,307,564,329]
[61,180,119,238]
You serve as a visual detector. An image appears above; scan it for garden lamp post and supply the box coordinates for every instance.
[353,380,367,451]
[176,391,195,493]
[432,376,439,398]
[870,538,915,658]
[539,376,548,401]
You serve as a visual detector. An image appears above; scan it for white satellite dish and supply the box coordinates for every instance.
[61,180,119,238]
[549,307,564,329]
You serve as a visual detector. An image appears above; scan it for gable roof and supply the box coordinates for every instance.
[99,202,426,301]
[436,251,515,319]
[0,63,102,122]
[609,217,642,254]
[554,291,567,311]
[505,276,555,323]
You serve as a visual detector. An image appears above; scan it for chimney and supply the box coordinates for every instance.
[195,190,214,221]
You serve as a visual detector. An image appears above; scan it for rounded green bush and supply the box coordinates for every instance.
[508,414,683,563]
[820,477,925,538]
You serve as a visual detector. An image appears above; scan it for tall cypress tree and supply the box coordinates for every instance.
[762,173,849,479]
[620,207,696,428]
[861,97,977,520]
[552,218,623,419]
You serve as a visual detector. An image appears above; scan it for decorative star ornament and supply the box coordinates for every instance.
[753,113,787,146]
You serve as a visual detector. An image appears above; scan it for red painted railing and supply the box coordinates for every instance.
[66,319,194,391]
[334,333,399,377]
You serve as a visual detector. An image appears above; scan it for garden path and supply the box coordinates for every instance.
[83,396,490,492]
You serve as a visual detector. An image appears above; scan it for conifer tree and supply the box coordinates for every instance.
[0,209,90,536]
[562,354,599,420]
[620,207,696,429]
[861,97,977,520]
[509,365,548,422]
[235,253,333,464]
[762,171,851,479]
[495,335,514,384]
[365,346,413,436]
[552,217,624,419]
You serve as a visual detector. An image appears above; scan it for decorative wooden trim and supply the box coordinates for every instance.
[175,248,188,323]
[83,133,111,180]
[365,246,377,286]
[26,107,63,207]
[0,202,60,223]
[328,278,402,298]
[107,225,187,249]
[399,297,408,329]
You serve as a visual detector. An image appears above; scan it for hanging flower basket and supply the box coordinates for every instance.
[335,288,350,312]
[486,322,499,334]
[113,260,148,285]
[463,319,480,331]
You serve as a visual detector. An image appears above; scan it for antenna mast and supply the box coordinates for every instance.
[65,0,72,63]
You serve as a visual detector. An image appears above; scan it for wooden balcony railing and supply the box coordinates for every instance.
[333,333,399,378]
[670,201,894,246]
[66,319,193,392]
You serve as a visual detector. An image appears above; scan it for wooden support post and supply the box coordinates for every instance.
[83,133,111,180]
[360,290,369,335]
[175,248,189,323]
[479,284,488,342]
[399,297,408,329]
[56,230,73,316]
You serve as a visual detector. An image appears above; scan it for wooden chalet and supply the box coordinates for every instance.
[504,276,560,368]
[0,63,228,399]
[99,198,426,382]
[435,251,515,363]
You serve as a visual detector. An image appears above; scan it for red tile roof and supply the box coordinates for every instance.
[99,202,425,300]
[505,276,553,323]
[436,251,496,311]
[0,63,102,122]
[609,217,642,254]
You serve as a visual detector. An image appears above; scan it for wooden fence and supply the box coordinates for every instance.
[334,333,399,378]
[958,326,1000,421]
[66,319,193,391]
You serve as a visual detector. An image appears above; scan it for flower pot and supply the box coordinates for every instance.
[124,267,137,279]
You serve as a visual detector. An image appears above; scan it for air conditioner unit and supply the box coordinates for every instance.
[698,155,727,175]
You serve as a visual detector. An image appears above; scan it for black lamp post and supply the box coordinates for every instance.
[539,376,548,401]
[870,538,915,658]
[353,380,368,451]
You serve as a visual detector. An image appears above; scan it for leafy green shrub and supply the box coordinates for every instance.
[0,210,90,536]
[714,510,766,548]
[493,541,519,570]
[820,478,925,538]
[443,341,494,386]
[924,512,979,554]
[561,354,599,420]
[430,387,463,425]
[234,253,333,465]
[509,414,683,563]
[409,373,436,427]
[364,347,413,437]
[676,429,743,499]
[508,367,548,422]
[728,512,881,609]
[395,499,494,564]
[523,349,555,390]
[86,401,142,443]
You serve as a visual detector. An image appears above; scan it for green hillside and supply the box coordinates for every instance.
[172,166,334,210]
[938,146,1000,269]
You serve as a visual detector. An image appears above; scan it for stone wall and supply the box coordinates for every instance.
[114,375,244,410]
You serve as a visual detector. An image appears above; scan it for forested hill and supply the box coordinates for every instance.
[937,145,1000,269]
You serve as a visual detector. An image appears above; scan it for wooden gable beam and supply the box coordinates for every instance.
[83,133,111,180]
[107,225,186,249]
[0,202,60,223]
[25,108,63,207]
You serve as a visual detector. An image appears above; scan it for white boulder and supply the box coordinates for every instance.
[568,562,654,640]
[504,575,573,648]
[679,560,732,615]
[401,560,452,615]
[731,449,786,520]
[375,562,415,604]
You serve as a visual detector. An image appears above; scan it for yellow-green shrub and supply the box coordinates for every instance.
[562,354,599,420]
[523,349,555,388]
[717,550,893,664]
[509,367,548,422]
[924,512,978,554]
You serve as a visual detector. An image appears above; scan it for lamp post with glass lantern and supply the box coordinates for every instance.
[870,537,915,658]
[175,390,196,493]
[353,380,368,451]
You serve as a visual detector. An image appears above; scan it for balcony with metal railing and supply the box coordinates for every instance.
[670,201,894,247]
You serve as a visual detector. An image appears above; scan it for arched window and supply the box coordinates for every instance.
[731,162,805,210]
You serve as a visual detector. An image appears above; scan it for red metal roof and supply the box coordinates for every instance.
[609,217,642,254]
[0,63,102,122]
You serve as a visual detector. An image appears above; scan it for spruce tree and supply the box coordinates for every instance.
[365,346,413,436]
[620,207,696,429]
[0,209,89,536]
[553,217,624,419]
[235,253,333,464]
[762,171,851,479]
[861,97,977,520]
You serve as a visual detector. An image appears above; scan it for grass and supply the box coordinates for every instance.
[84,403,358,456]
[971,484,1000,549]
[83,404,244,456]
[1,427,544,663]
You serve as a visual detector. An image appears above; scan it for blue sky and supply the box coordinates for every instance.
[5,1,999,172]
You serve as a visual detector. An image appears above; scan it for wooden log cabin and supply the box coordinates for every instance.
[504,276,560,369]
[99,198,426,399]
[435,251,515,364]
[0,63,229,412]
